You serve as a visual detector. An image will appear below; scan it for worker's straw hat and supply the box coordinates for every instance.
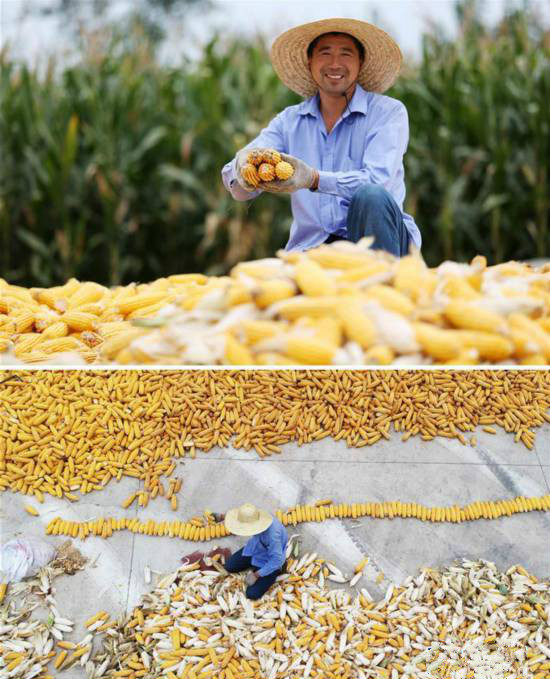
[270,18,402,98]
[225,503,273,536]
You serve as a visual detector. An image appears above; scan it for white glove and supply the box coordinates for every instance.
[234,149,317,194]
[260,152,317,194]
[245,572,257,586]
[234,147,268,193]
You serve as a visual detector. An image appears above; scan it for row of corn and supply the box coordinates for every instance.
[2,370,549,505]
[2,240,550,365]
[72,558,550,678]
[41,494,550,542]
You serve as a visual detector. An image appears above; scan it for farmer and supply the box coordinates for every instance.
[223,503,288,600]
[221,18,420,257]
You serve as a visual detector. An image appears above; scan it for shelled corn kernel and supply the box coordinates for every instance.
[82,557,550,679]
[1,370,549,504]
[44,494,550,542]
[3,240,550,366]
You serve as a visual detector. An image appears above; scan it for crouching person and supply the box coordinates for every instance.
[224,503,288,600]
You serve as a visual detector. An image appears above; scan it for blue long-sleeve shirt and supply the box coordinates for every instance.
[242,517,288,577]
[221,83,421,251]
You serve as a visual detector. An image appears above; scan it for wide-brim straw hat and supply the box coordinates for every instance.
[225,503,273,536]
[270,18,402,98]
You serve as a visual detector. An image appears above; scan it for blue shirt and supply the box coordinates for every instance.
[221,83,421,251]
[242,517,288,577]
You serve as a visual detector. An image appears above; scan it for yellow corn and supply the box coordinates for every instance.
[117,293,169,315]
[444,301,506,333]
[364,285,415,316]
[61,311,98,332]
[457,331,514,362]
[224,333,254,365]
[338,300,376,349]
[254,280,296,309]
[294,257,337,296]
[413,323,463,361]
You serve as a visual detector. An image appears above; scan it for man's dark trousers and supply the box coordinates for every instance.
[325,184,410,257]
[225,548,285,600]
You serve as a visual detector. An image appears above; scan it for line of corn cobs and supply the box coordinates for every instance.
[42,494,550,543]
[2,240,550,365]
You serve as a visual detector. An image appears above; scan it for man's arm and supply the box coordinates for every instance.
[221,112,287,201]
[256,532,285,578]
[316,102,409,199]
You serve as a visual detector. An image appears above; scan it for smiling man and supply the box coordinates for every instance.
[221,18,421,256]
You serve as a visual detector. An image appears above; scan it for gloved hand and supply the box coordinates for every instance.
[234,148,266,192]
[261,152,317,194]
[245,571,257,586]
[234,149,317,194]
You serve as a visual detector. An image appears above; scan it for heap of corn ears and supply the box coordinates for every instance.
[1,239,550,365]
[78,556,550,678]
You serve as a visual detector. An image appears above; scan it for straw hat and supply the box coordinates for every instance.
[225,503,273,536]
[270,18,402,98]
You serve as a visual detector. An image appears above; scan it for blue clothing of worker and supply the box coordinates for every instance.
[221,83,420,256]
[241,516,288,577]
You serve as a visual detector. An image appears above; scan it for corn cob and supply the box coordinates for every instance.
[46,492,550,543]
[257,162,275,181]
[275,160,294,180]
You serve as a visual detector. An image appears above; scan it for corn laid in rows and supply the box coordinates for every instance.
[1,370,549,503]
[43,493,550,542]
[81,557,550,678]
[2,240,550,365]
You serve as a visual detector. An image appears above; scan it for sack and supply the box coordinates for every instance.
[0,538,57,583]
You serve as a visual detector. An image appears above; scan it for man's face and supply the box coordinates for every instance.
[308,33,363,98]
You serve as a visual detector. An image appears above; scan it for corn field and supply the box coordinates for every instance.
[1,4,549,288]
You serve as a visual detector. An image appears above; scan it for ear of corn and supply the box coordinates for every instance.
[275,160,294,180]
[260,149,282,164]
[257,162,275,181]
[444,301,506,333]
[338,301,377,349]
[413,322,463,361]
[224,333,254,365]
[241,163,260,188]
[294,258,337,297]
[254,280,296,309]
[246,149,264,166]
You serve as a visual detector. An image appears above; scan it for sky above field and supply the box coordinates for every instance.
[1,0,549,66]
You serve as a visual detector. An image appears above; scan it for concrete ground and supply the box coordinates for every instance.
[2,421,549,678]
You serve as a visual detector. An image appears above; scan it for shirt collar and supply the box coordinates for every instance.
[298,83,368,119]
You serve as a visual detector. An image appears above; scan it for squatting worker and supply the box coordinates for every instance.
[221,18,421,257]
[224,503,288,600]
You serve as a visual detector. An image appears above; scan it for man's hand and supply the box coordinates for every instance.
[234,148,269,192]
[261,152,317,194]
[245,571,259,586]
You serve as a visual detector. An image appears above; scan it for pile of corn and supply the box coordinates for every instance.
[2,370,549,504]
[43,493,550,542]
[0,556,89,679]
[79,557,549,678]
[2,240,550,366]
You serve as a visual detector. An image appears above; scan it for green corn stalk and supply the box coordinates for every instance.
[0,3,548,287]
